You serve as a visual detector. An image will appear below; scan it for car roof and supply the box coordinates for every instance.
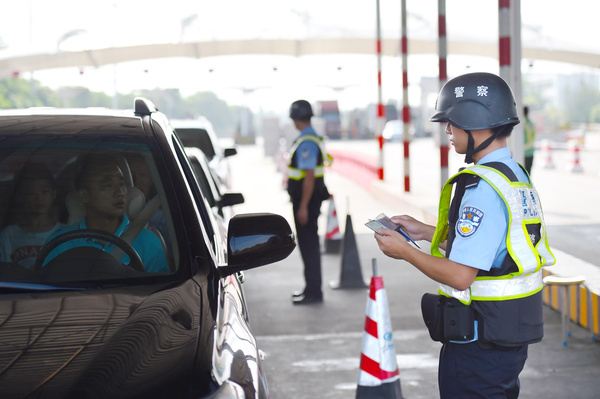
[385,119,402,126]
[169,117,214,130]
[0,107,147,136]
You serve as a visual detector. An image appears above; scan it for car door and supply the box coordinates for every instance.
[170,131,268,399]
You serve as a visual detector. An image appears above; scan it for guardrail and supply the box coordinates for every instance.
[328,149,379,190]
[543,268,598,338]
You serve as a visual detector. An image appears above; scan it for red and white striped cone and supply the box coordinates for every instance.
[541,139,555,170]
[324,194,343,254]
[568,141,584,173]
[356,261,403,398]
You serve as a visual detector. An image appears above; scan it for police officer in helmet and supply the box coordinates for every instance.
[287,100,330,305]
[374,72,554,397]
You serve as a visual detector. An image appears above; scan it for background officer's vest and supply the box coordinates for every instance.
[287,134,330,202]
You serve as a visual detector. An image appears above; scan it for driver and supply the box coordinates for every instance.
[43,154,168,273]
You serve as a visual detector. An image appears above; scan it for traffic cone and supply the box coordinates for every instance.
[567,141,584,173]
[356,260,403,399]
[324,194,343,254]
[541,139,555,169]
[329,214,368,289]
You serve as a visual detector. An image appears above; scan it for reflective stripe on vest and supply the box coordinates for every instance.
[431,164,555,304]
[288,165,325,180]
[438,270,544,303]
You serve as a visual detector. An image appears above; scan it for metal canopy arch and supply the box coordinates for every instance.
[1,37,599,77]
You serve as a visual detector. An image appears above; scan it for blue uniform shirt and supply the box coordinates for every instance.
[449,147,529,272]
[294,126,320,170]
[44,215,169,273]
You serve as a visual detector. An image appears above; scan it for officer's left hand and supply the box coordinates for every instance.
[374,228,411,260]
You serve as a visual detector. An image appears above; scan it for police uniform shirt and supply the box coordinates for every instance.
[294,126,320,170]
[449,147,529,272]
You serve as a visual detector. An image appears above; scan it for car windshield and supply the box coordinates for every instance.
[0,135,178,287]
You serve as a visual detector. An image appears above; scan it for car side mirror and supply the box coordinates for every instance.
[220,213,295,278]
[224,148,237,158]
[218,192,245,209]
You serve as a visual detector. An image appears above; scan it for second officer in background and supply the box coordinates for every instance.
[287,100,331,305]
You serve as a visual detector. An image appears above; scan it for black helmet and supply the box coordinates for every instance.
[289,100,313,120]
[430,72,519,130]
[430,72,520,163]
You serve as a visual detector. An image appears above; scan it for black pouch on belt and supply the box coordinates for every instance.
[421,293,475,343]
[421,293,445,342]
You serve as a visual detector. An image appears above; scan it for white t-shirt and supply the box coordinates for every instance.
[0,223,64,269]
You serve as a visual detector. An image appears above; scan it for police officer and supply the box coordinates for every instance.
[287,100,330,305]
[373,73,555,397]
[523,105,537,175]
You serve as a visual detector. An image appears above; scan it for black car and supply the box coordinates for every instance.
[0,99,295,399]
[185,146,244,223]
[170,118,237,189]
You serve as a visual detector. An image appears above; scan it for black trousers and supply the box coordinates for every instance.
[438,341,528,398]
[292,197,323,297]
[525,155,534,175]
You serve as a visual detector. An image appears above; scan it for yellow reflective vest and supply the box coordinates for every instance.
[286,133,332,202]
[431,163,555,345]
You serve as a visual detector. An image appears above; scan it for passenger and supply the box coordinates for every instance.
[0,164,64,269]
[127,153,169,244]
[44,154,168,273]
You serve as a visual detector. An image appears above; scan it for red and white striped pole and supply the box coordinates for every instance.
[499,0,512,84]
[401,0,410,192]
[499,0,524,164]
[438,0,449,187]
[376,0,385,181]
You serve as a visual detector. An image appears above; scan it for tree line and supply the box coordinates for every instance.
[2,73,600,138]
[0,76,240,135]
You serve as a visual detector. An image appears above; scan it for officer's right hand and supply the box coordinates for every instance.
[374,228,411,261]
[391,215,435,242]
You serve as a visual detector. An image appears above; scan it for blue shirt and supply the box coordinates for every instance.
[44,215,169,273]
[294,126,320,170]
[449,147,529,272]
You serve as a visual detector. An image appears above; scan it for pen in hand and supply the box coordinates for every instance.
[395,226,421,249]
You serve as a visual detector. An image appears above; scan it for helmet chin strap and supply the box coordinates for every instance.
[464,130,499,164]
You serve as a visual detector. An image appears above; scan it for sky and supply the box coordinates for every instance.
[1,0,599,115]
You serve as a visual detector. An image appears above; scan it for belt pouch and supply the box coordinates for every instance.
[442,297,475,341]
[421,294,475,342]
[421,293,445,342]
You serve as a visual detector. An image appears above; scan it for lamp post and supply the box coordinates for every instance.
[180,14,198,43]
[56,29,87,52]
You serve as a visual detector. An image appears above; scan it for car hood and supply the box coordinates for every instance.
[0,280,202,399]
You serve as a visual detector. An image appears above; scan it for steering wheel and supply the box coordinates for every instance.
[34,229,145,272]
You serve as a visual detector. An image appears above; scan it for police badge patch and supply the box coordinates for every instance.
[457,206,484,238]
[300,147,310,159]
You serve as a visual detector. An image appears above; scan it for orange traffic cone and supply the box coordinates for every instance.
[325,194,343,253]
[356,259,403,399]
